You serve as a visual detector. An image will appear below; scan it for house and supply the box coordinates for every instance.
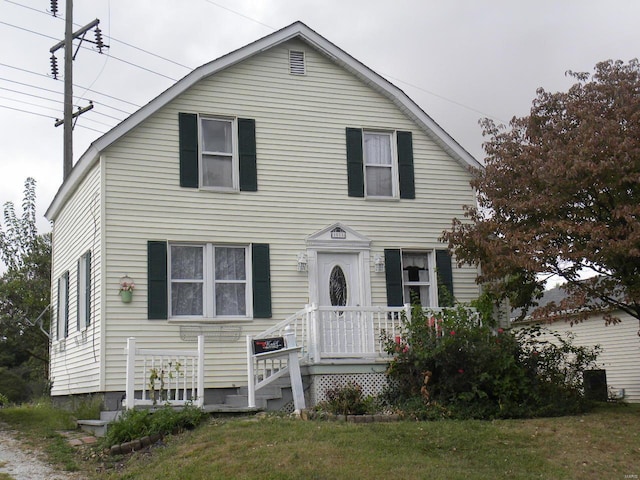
[45,21,482,411]
[513,284,640,403]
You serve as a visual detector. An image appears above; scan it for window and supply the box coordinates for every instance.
[57,272,69,340]
[346,128,414,199]
[200,117,237,189]
[364,131,395,197]
[77,251,91,330]
[179,113,257,191]
[402,251,434,306]
[170,244,250,318]
[385,249,452,308]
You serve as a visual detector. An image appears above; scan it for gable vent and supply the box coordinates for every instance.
[289,50,306,75]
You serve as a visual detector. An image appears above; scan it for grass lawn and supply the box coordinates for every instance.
[95,403,639,480]
[1,402,639,479]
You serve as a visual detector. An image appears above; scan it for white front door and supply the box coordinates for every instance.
[316,252,372,356]
[317,252,361,307]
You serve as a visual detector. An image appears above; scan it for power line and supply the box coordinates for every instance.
[0,73,136,113]
[0,87,124,122]
[6,0,193,70]
[1,19,178,82]
[204,0,276,31]
[0,103,109,135]
[0,62,141,108]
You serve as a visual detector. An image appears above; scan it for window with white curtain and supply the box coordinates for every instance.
[170,244,249,318]
[364,131,396,197]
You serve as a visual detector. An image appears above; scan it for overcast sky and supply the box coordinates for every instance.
[1,0,639,235]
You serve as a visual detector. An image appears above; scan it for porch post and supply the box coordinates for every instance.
[309,303,321,363]
[125,337,136,410]
[284,326,306,414]
[246,335,256,408]
[196,335,205,407]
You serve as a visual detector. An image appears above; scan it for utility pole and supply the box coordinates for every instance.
[49,0,106,181]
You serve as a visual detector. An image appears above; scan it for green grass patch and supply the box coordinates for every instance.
[0,400,80,472]
[94,403,640,480]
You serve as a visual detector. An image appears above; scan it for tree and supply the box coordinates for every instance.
[442,59,640,324]
[0,178,51,401]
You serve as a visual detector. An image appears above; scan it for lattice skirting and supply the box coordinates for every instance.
[308,372,388,406]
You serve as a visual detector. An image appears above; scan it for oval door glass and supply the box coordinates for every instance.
[329,266,348,306]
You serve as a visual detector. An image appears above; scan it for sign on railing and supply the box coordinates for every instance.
[253,337,285,354]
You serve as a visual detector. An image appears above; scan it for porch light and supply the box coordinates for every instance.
[374,254,385,273]
[297,252,308,272]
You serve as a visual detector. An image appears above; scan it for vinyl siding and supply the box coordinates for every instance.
[518,311,640,403]
[49,161,102,396]
[96,39,479,390]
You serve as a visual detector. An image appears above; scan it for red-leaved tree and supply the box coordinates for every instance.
[442,59,640,325]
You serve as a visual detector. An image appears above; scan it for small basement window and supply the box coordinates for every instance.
[289,50,305,75]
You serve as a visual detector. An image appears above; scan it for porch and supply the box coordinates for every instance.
[123,304,454,412]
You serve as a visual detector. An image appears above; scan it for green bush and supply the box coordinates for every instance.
[317,382,374,415]
[383,303,599,419]
[104,404,206,447]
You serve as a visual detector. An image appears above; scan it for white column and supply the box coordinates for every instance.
[246,335,256,408]
[125,337,136,410]
[196,335,205,407]
[284,326,305,414]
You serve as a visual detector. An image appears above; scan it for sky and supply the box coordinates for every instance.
[1,0,639,237]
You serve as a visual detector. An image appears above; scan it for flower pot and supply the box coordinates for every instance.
[120,290,133,303]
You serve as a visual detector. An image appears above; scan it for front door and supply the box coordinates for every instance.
[317,252,361,308]
[317,252,371,356]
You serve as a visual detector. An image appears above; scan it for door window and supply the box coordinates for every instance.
[329,265,348,306]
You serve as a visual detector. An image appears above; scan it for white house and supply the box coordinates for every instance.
[45,21,482,411]
[514,285,640,403]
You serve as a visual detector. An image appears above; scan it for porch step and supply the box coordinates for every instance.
[77,419,110,437]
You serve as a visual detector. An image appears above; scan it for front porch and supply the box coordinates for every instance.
[123,304,455,413]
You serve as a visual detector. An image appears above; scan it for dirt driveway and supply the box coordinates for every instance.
[0,426,85,480]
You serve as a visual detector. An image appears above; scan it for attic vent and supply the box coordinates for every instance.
[289,50,305,75]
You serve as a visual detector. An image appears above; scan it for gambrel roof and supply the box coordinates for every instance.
[46,21,481,220]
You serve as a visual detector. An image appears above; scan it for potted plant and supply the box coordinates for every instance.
[119,276,135,303]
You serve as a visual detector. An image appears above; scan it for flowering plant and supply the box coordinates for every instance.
[119,280,135,292]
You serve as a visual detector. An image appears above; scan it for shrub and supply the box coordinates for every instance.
[382,303,599,419]
[103,403,206,447]
[317,382,373,415]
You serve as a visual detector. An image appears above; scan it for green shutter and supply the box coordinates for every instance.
[179,113,199,188]
[397,131,415,199]
[346,127,364,197]
[76,259,81,331]
[85,251,91,327]
[252,244,272,318]
[58,272,69,338]
[436,250,454,307]
[384,249,404,306]
[148,241,168,320]
[238,118,257,192]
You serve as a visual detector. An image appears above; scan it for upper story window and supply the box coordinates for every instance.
[200,117,237,190]
[364,131,396,197]
[346,127,415,200]
[170,243,250,319]
[179,113,257,192]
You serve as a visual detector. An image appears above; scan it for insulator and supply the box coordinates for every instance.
[95,27,104,53]
[50,54,59,80]
[50,0,58,16]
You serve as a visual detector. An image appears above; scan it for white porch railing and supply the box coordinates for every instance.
[246,327,305,412]
[125,336,204,409]
[247,304,479,409]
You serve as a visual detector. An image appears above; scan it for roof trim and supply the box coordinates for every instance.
[46,21,481,220]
